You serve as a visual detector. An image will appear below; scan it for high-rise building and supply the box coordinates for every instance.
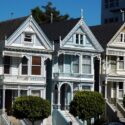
[101,0,125,24]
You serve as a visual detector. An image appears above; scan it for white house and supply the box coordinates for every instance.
[91,22,125,121]
[41,17,103,110]
[0,15,53,114]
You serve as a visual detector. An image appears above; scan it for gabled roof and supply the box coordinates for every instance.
[40,18,80,41]
[90,22,124,49]
[0,16,28,41]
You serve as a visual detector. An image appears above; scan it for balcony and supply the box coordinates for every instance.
[0,74,46,84]
[53,73,94,82]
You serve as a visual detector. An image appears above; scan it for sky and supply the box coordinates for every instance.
[0,0,101,26]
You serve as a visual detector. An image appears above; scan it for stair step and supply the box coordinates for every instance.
[8,116,20,125]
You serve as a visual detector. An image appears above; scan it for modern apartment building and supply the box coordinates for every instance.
[101,0,125,24]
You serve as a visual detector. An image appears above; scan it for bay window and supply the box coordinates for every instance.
[82,55,91,74]
[32,56,41,75]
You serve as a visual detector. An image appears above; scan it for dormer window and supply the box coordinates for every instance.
[120,33,125,42]
[24,33,32,42]
[75,34,84,45]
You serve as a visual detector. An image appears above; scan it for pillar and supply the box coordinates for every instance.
[105,79,108,100]
[2,85,5,113]
[18,86,20,97]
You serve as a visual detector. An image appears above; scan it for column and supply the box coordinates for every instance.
[58,84,61,109]
[116,82,119,100]
[105,79,108,100]
[2,85,5,113]
[123,81,125,96]
[18,86,20,97]
[79,54,82,74]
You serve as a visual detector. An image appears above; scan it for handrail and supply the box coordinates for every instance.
[117,102,125,117]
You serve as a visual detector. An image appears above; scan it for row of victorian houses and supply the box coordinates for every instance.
[0,14,125,121]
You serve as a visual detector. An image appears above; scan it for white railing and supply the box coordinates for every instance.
[53,73,93,79]
[0,74,45,82]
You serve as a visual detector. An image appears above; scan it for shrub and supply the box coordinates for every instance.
[12,96,51,125]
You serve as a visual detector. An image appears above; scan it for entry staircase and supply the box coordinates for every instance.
[52,109,82,125]
[106,101,125,124]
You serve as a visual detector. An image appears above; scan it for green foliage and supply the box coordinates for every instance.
[123,95,125,107]
[69,91,105,121]
[12,96,51,123]
[31,2,69,23]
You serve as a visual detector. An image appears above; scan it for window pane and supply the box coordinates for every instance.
[4,56,10,74]
[22,57,28,75]
[32,66,41,75]
[32,56,41,65]
[72,56,79,73]
[80,35,83,44]
[22,66,28,75]
[58,54,64,73]
[76,34,79,44]
[24,33,32,42]
[82,56,91,74]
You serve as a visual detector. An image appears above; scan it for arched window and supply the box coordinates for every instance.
[22,56,28,75]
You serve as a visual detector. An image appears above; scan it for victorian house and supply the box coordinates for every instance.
[41,17,103,110]
[0,15,104,125]
[0,15,53,114]
[91,22,125,121]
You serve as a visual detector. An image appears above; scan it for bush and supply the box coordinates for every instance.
[69,91,105,121]
[12,96,51,125]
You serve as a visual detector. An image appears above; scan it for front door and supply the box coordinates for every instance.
[60,84,71,110]
[5,90,12,115]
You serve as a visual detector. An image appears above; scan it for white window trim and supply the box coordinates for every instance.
[120,32,125,43]
[75,34,85,45]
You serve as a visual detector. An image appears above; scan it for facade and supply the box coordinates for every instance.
[0,16,53,114]
[41,17,103,110]
[101,0,125,24]
[91,22,125,103]
[0,15,103,116]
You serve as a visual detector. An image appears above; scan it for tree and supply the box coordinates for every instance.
[69,91,105,123]
[31,2,69,24]
[12,96,51,125]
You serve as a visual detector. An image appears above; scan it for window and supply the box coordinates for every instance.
[4,56,11,74]
[72,55,79,73]
[32,56,41,75]
[80,34,83,44]
[22,57,28,75]
[120,33,125,42]
[119,82,123,89]
[24,33,32,42]
[76,34,79,44]
[58,54,64,73]
[118,56,124,69]
[82,85,91,91]
[82,56,91,74]
[75,34,84,45]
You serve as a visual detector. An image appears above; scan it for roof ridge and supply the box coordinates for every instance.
[0,15,29,24]
[40,17,80,25]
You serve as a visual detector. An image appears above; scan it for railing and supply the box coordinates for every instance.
[117,102,125,118]
[53,73,93,79]
[0,74,45,82]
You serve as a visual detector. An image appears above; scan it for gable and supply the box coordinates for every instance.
[107,24,125,48]
[5,16,53,51]
[61,19,103,52]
